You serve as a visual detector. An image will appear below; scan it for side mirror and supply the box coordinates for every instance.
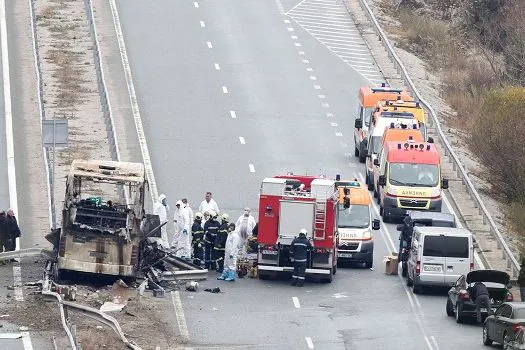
[373,159,380,166]
[372,219,380,230]
[396,224,404,231]
[378,175,386,186]
[354,119,363,129]
[442,178,449,189]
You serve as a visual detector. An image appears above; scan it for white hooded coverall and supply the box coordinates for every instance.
[224,228,241,275]
[173,200,191,257]
[152,194,169,247]
[235,213,256,255]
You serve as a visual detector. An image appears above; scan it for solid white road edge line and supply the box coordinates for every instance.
[292,296,301,308]
[171,292,191,344]
[431,336,440,350]
[305,337,314,349]
[3,1,34,347]
[109,0,158,200]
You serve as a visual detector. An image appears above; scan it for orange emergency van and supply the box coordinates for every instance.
[354,83,411,163]
[375,141,449,222]
[367,123,424,191]
[335,180,380,267]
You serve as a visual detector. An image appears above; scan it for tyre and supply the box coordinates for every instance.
[365,259,373,269]
[332,265,337,275]
[412,280,422,294]
[354,146,359,157]
[367,173,374,191]
[382,210,390,224]
[482,324,493,346]
[446,298,454,317]
[401,262,408,277]
[324,269,333,283]
[455,304,464,323]
[373,187,378,198]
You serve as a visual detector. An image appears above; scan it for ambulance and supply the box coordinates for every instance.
[375,140,449,222]
[335,180,380,268]
[363,114,419,191]
[367,123,423,192]
[378,99,428,138]
[354,83,411,163]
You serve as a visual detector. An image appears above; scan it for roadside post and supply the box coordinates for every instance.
[42,115,68,230]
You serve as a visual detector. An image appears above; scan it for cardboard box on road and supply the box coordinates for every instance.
[384,254,398,275]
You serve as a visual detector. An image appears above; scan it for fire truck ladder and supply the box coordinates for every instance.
[314,199,327,240]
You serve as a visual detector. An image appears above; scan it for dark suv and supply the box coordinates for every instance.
[446,270,513,324]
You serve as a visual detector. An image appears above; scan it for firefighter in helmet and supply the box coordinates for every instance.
[191,212,205,265]
[290,228,312,287]
[204,210,220,270]
[213,213,230,273]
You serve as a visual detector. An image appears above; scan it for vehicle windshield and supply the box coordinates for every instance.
[389,163,439,187]
[338,204,370,229]
[368,136,382,155]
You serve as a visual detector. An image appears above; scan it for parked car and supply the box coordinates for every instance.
[507,328,525,350]
[483,302,525,348]
[447,270,513,323]
[408,211,456,228]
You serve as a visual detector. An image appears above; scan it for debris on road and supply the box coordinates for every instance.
[204,287,221,294]
[185,281,199,292]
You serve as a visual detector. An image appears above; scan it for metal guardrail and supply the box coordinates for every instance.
[347,0,520,276]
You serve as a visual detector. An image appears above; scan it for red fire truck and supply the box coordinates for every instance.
[257,175,339,283]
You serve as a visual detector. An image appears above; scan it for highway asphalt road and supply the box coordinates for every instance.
[115,0,487,348]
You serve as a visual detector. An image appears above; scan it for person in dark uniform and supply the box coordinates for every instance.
[398,215,413,264]
[203,210,220,270]
[191,212,205,265]
[213,213,230,273]
[470,281,492,324]
[290,229,312,287]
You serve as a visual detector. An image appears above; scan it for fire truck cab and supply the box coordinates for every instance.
[257,175,339,283]
[335,180,380,267]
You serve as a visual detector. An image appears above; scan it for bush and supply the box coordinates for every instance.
[469,87,525,203]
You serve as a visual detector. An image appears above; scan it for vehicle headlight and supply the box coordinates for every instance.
[363,230,372,239]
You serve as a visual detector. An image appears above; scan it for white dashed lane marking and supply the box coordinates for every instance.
[249,164,255,173]
[292,297,301,308]
[309,76,317,80]
[326,112,333,117]
[200,21,205,27]
[206,41,213,48]
[335,132,343,137]
[230,110,237,119]
[239,137,245,144]
[222,86,228,94]
[298,51,305,55]
[314,85,321,89]
[215,63,220,70]
[194,1,199,8]
[287,0,382,83]
[305,337,314,349]
[330,122,338,127]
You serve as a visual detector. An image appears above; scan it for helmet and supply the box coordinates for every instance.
[158,194,166,201]
[209,210,217,218]
[195,212,203,220]
[221,213,229,221]
[299,228,307,236]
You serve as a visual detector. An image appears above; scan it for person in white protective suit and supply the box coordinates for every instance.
[218,223,240,281]
[235,207,256,255]
[152,194,169,247]
[181,197,194,223]
[173,200,191,258]
[199,192,220,215]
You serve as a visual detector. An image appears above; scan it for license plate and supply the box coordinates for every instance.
[262,250,277,255]
[481,308,487,313]
[423,264,442,272]
[339,253,353,258]
[340,233,357,239]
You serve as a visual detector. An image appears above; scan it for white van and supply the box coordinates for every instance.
[406,227,474,293]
